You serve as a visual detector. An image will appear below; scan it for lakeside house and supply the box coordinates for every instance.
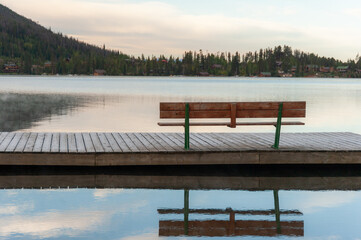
[211,64,222,69]
[31,65,44,74]
[320,67,334,73]
[259,72,271,77]
[281,73,293,77]
[336,66,349,73]
[198,72,210,77]
[305,64,319,72]
[3,63,19,73]
[94,69,106,76]
[44,61,52,68]
[291,66,297,73]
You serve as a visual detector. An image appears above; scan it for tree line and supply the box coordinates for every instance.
[1,4,360,77]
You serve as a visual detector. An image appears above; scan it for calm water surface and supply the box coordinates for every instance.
[1,75,361,133]
[1,76,361,239]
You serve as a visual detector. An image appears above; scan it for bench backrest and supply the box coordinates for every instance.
[160,102,306,119]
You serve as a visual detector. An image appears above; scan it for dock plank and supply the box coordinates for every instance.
[82,133,95,153]
[24,132,38,152]
[302,132,338,150]
[90,132,104,152]
[155,133,184,151]
[134,133,157,151]
[194,133,227,151]
[173,133,203,151]
[148,133,175,151]
[138,133,164,152]
[6,132,23,152]
[144,133,170,152]
[105,133,122,152]
[75,133,86,153]
[201,133,237,151]
[127,133,148,152]
[0,132,15,152]
[112,133,132,152]
[33,133,45,152]
[119,133,139,152]
[0,132,9,145]
[229,133,268,150]
[42,133,52,152]
[14,132,31,152]
[98,133,113,152]
[59,133,68,153]
[51,133,60,152]
[189,134,214,151]
[320,132,361,150]
[68,133,77,153]
[208,133,250,150]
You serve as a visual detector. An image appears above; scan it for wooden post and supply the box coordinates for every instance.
[272,103,283,149]
[229,209,235,236]
[184,103,190,150]
[230,103,237,128]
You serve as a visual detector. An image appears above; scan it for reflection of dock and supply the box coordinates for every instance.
[158,190,304,237]
[2,174,361,190]
[1,132,361,166]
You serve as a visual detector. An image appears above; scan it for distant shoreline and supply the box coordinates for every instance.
[0,73,360,79]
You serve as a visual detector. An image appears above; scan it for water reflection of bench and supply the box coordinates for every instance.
[158,190,304,237]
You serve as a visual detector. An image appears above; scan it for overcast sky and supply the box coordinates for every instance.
[1,0,361,61]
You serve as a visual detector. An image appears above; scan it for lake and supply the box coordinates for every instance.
[1,76,361,239]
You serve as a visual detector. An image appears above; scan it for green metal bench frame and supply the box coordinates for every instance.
[183,102,286,150]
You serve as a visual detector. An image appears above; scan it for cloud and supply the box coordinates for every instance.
[0,203,33,215]
[93,189,125,199]
[2,0,361,60]
[296,191,357,214]
[5,190,18,196]
[343,8,361,19]
[0,198,148,238]
[118,230,190,240]
[0,209,109,238]
[118,231,161,240]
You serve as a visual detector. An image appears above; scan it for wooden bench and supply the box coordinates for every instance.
[158,101,306,150]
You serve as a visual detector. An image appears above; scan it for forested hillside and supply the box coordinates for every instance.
[0,4,128,75]
[0,4,360,77]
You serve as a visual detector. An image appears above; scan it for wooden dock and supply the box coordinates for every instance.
[0,132,361,166]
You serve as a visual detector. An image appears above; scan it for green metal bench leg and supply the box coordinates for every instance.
[273,190,281,234]
[184,189,189,235]
[184,103,190,150]
[272,103,283,149]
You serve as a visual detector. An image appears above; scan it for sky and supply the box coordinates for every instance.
[1,0,361,61]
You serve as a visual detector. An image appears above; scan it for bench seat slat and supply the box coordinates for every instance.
[158,121,305,127]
